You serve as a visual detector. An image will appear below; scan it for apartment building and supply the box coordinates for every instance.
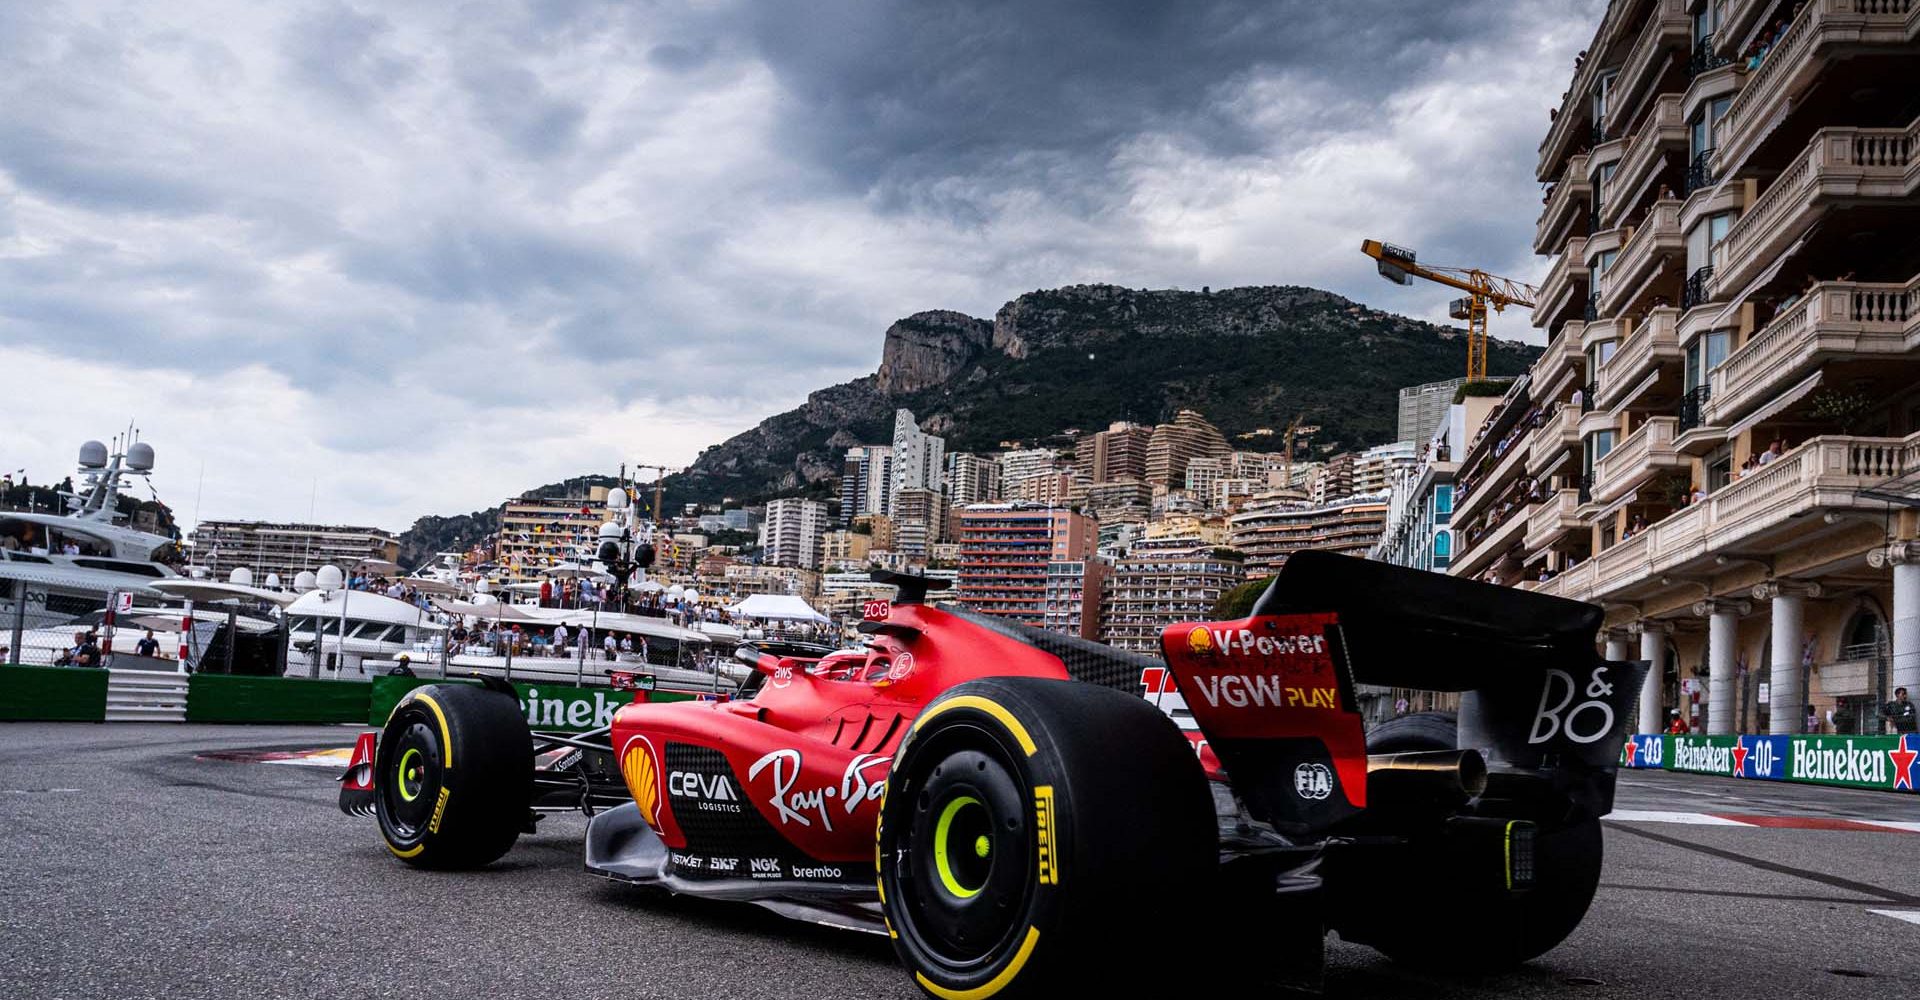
[997,449,1062,493]
[1041,559,1107,640]
[1229,492,1390,578]
[758,497,829,570]
[945,452,1003,507]
[191,519,400,583]
[1073,421,1153,482]
[493,489,612,582]
[819,529,873,569]
[1455,0,1920,737]
[889,410,945,515]
[1398,377,1474,442]
[891,487,948,557]
[1372,396,1499,572]
[1101,550,1246,653]
[1145,409,1231,489]
[839,445,892,524]
[955,505,1096,625]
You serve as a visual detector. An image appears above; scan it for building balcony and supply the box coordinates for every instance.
[1596,307,1682,410]
[1451,425,1532,527]
[1578,432,1920,601]
[1592,415,1685,503]
[1526,557,1598,600]
[1601,94,1687,230]
[1450,492,1532,580]
[1532,321,1587,395]
[1526,406,1581,477]
[1709,276,1920,426]
[1595,199,1684,317]
[1605,0,1691,140]
[1714,0,1920,178]
[1713,118,1920,296]
[1532,236,1591,332]
[1535,154,1593,254]
[1524,487,1585,553]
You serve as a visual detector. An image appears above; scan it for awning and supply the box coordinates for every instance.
[1724,370,1823,439]
[1708,236,1806,329]
[1594,488,1641,523]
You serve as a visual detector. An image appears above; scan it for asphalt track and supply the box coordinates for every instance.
[2,723,1916,999]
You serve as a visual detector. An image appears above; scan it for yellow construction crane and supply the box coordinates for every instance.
[623,463,682,529]
[1361,239,1539,382]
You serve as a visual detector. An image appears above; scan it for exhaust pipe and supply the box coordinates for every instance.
[1365,749,1487,807]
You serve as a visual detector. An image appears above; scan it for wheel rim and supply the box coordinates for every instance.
[893,729,1032,969]
[381,718,443,840]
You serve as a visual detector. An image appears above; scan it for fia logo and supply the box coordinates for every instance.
[1293,762,1333,800]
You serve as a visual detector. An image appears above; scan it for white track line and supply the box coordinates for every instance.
[1867,910,1920,926]
[1606,810,1752,826]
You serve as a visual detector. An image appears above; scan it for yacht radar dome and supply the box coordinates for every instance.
[79,441,108,469]
[315,565,344,591]
[127,442,155,471]
[229,567,253,586]
[293,570,317,592]
[264,572,282,590]
[607,487,630,511]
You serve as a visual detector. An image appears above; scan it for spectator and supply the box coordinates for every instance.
[1666,711,1689,735]
[1884,687,1917,734]
[603,632,618,661]
[135,629,160,658]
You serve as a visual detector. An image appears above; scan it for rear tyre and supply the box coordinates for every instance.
[879,677,1214,1000]
[1358,710,1603,969]
[375,683,532,869]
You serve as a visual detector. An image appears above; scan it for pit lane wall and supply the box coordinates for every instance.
[1621,733,1920,794]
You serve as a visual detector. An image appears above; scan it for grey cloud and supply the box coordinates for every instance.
[282,4,414,108]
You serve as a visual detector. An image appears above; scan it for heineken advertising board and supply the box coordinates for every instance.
[368,676,706,732]
[1619,732,1919,793]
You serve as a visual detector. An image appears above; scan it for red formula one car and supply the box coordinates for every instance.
[342,552,1646,997]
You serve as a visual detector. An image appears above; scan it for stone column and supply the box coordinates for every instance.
[1632,621,1670,735]
[1603,630,1634,665]
[1871,543,1920,698]
[1694,599,1750,735]
[1753,581,1820,735]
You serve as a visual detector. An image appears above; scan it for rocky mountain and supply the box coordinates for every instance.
[656,283,1536,509]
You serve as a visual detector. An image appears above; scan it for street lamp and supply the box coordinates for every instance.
[594,487,656,608]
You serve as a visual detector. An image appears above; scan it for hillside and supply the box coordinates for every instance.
[394,282,1536,567]
[656,283,1535,508]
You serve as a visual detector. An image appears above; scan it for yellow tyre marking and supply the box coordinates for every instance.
[411,692,454,769]
[914,926,1040,1000]
[386,840,424,859]
[912,696,1036,757]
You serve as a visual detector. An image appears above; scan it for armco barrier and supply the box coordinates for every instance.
[186,674,369,724]
[1,665,108,722]
[1621,732,1919,793]
[368,675,703,733]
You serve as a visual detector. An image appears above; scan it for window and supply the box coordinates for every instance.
[1595,161,1618,219]
[1592,70,1619,132]
[1585,430,1617,474]
[1706,444,1734,491]
[1686,210,1738,273]
[1684,330,1732,389]
[1693,3,1717,44]
[1594,248,1618,277]
[1589,340,1617,371]
[1434,532,1452,561]
[1435,485,1454,515]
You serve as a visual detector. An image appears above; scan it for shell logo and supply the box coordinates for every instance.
[1186,626,1216,657]
[621,736,663,827]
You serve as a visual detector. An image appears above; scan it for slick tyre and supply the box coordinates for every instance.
[1360,711,1603,970]
[375,683,532,869]
[879,677,1214,1000]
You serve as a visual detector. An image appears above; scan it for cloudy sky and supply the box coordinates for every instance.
[0,0,1601,532]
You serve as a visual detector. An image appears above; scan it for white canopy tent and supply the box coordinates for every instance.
[726,594,830,624]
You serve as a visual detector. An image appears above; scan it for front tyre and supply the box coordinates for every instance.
[375,683,532,869]
[879,677,1214,1000]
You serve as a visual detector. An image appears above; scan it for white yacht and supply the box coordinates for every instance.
[2,439,187,664]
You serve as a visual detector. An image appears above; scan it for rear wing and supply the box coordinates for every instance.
[1164,552,1646,829]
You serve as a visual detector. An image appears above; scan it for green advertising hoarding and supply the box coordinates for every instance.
[1619,730,1918,794]
[368,675,703,732]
